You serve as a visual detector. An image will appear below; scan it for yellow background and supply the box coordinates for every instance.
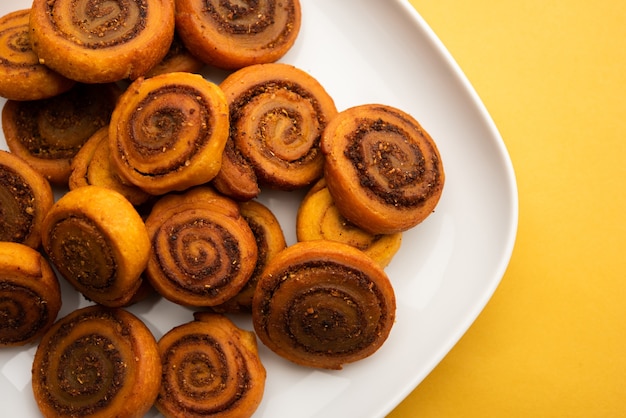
[390,1,626,417]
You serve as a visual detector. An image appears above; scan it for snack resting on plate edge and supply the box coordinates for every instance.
[0,1,446,416]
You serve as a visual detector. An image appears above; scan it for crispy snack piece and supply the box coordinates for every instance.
[212,200,286,313]
[29,0,175,83]
[2,83,121,185]
[175,0,301,69]
[213,63,337,199]
[109,72,229,195]
[252,240,396,370]
[0,242,61,347]
[0,9,74,100]
[69,127,151,207]
[0,150,53,248]
[145,186,258,307]
[144,33,204,78]
[32,305,162,418]
[41,186,151,307]
[297,178,402,268]
[156,312,266,418]
[322,104,445,234]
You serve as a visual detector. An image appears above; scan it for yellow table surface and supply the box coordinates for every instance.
[390,1,626,417]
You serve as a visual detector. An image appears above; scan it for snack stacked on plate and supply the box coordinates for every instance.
[0,0,445,416]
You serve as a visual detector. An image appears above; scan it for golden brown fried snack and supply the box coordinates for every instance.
[156,312,266,418]
[29,0,175,83]
[252,240,396,370]
[32,305,162,418]
[0,9,74,100]
[0,149,53,248]
[0,242,61,347]
[322,104,445,234]
[41,186,151,307]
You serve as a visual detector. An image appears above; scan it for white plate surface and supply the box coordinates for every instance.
[0,0,518,417]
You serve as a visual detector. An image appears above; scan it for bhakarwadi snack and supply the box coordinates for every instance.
[144,33,204,78]
[156,312,266,418]
[175,0,301,69]
[29,0,175,83]
[321,104,445,235]
[213,63,337,199]
[0,242,61,347]
[0,9,74,101]
[0,150,53,248]
[109,72,229,195]
[41,186,151,307]
[297,178,402,268]
[32,305,162,418]
[2,83,121,185]
[252,240,396,370]
[145,186,258,307]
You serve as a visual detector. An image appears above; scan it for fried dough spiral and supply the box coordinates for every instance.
[32,305,162,418]
[322,104,445,234]
[156,312,266,418]
[252,240,396,370]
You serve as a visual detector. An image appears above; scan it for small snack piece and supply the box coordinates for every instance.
[109,72,229,195]
[0,150,53,248]
[41,186,151,307]
[29,0,175,83]
[32,305,162,418]
[322,104,445,234]
[252,240,396,370]
[156,312,266,418]
[0,9,74,100]
[145,186,258,307]
[297,178,402,268]
[0,242,61,347]
[212,200,287,313]
[175,0,301,69]
[69,127,151,207]
[213,63,337,199]
[144,33,204,78]
[2,83,121,185]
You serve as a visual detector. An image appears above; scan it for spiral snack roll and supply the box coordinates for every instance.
[29,0,175,83]
[215,63,337,196]
[156,312,266,418]
[322,104,445,235]
[252,240,396,370]
[32,305,162,418]
[2,83,121,185]
[0,9,74,100]
[41,186,151,307]
[145,186,258,307]
[109,72,229,195]
[0,150,53,248]
[175,0,301,69]
[0,242,61,347]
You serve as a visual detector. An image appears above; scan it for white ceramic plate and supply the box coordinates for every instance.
[0,0,518,417]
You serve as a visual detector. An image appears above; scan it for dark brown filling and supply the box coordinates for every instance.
[0,166,35,243]
[0,283,49,344]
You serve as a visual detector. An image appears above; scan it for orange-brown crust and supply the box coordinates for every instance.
[215,63,337,194]
[212,200,286,313]
[0,242,61,347]
[41,186,151,307]
[109,72,229,195]
[156,312,266,418]
[2,83,121,185]
[29,0,175,83]
[175,0,301,69]
[297,178,402,268]
[0,149,53,248]
[322,104,445,234]
[145,186,258,307]
[69,127,151,207]
[32,305,162,418]
[144,33,204,78]
[252,240,396,370]
[0,9,74,100]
